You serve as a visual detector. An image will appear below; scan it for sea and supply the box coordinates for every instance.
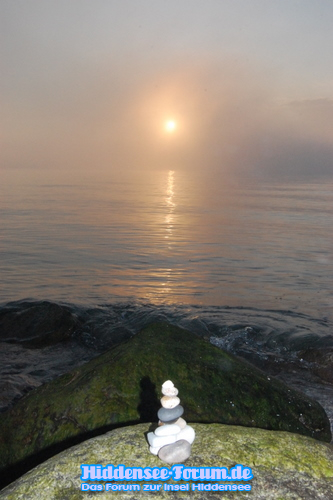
[1,167,333,434]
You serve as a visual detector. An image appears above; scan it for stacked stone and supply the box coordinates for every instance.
[147,380,195,464]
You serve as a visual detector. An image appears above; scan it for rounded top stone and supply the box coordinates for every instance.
[162,380,174,390]
[161,380,179,396]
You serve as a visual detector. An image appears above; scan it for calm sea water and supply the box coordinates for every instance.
[1,167,333,426]
[1,167,333,315]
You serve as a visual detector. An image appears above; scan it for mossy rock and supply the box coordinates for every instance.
[0,322,331,487]
[1,423,332,499]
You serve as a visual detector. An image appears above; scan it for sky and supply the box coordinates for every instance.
[1,0,333,182]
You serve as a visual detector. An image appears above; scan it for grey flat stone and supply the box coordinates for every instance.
[158,404,184,423]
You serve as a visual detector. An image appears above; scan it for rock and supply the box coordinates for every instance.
[162,380,179,396]
[0,300,79,348]
[161,395,180,408]
[0,423,332,499]
[176,424,196,444]
[158,405,184,422]
[298,347,333,384]
[0,322,331,487]
[149,445,160,455]
[158,439,192,464]
[155,424,181,437]
[147,432,176,448]
[149,380,194,460]
[173,417,187,429]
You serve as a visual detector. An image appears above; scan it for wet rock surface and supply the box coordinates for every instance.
[0,301,79,348]
[298,347,333,384]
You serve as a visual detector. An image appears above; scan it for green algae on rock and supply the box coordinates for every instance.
[0,322,331,485]
[0,423,332,500]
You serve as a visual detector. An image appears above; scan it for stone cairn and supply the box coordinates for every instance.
[147,380,195,464]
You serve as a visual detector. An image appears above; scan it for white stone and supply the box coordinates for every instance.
[155,424,181,437]
[176,425,195,444]
[162,380,179,396]
[162,386,179,396]
[162,380,174,390]
[161,396,180,409]
[149,445,160,455]
[147,432,177,448]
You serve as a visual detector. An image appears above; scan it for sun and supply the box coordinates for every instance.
[165,120,177,133]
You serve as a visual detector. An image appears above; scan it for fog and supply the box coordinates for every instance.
[3,57,332,183]
[1,1,333,183]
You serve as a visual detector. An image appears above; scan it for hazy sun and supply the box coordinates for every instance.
[165,120,177,133]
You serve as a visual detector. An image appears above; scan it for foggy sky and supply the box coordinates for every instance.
[1,0,333,182]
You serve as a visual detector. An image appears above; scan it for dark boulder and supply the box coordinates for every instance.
[0,301,79,348]
[298,347,333,384]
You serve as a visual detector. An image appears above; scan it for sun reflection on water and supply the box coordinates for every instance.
[165,170,175,240]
